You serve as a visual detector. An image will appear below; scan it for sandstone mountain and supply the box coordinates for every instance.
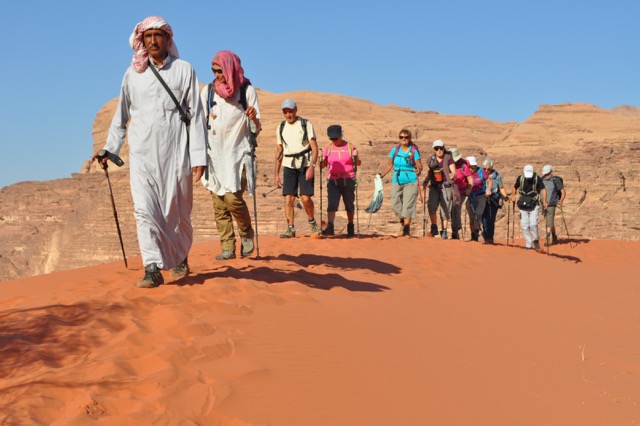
[1,89,639,281]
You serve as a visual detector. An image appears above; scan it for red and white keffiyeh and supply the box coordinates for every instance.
[128,16,179,73]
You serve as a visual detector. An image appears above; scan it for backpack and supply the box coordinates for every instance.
[279,118,309,148]
[206,81,251,129]
[517,174,539,210]
[470,168,487,195]
[325,141,354,160]
[391,143,420,179]
[453,159,470,191]
[429,152,453,184]
[279,118,311,168]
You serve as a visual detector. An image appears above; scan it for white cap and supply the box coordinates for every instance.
[432,139,445,148]
[467,156,478,166]
[281,99,297,110]
[524,164,534,178]
[542,164,553,176]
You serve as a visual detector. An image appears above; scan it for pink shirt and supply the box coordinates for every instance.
[323,141,356,179]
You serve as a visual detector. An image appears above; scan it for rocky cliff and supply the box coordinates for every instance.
[1,89,639,281]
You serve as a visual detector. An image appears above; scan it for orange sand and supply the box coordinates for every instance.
[1,235,639,425]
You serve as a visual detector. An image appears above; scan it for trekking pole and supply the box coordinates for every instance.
[422,185,427,237]
[511,201,516,245]
[559,205,575,248]
[543,208,550,255]
[463,198,467,241]
[352,151,360,237]
[506,199,511,246]
[96,149,128,269]
[249,122,260,257]
[319,149,323,232]
[261,187,279,197]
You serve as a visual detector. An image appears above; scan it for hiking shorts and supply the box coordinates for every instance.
[283,166,315,197]
[327,178,355,212]
[428,185,452,220]
[545,205,557,228]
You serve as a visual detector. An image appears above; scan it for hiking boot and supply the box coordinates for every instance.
[484,238,494,244]
[241,237,254,257]
[430,224,438,237]
[322,222,335,236]
[347,223,355,238]
[309,219,321,235]
[471,230,479,242]
[440,229,448,240]
[451,230,460,240]
[280,225,296,238]
[402,225,410,237]
[533,240,541,251]
[170,258,189,278]
[137,263,164,288]
[545,233,558,246]
[215,250,236,260]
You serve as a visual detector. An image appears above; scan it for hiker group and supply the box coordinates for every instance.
[92,16,567,289]
[380,132,567,251]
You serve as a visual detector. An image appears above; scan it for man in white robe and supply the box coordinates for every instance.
[94,16,207,288]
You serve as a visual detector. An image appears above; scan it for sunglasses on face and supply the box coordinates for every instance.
[399,135,410,139]
[211,67,223,74]
[434,147,444,151]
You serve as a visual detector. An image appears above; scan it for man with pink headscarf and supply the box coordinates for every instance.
[93,16,207,288]
[200,50,261,260]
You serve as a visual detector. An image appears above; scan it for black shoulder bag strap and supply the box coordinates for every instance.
[148,62,190,126]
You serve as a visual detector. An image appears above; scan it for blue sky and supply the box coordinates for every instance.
[1,0,637,188]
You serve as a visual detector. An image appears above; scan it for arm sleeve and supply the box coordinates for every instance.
[104,73,131,155]
[186,67,208,167]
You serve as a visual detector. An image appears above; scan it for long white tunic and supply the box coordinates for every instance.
[199,84,260,196]
[105,55,207,270]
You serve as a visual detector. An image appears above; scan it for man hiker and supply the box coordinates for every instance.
[93,16,207,288]
[541,164,566,246]
[274,99,320,237]
[511,164,547,251]
[200,50,261,261]
[320,125,361,237]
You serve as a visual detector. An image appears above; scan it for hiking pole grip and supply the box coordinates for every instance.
[97,149,125,168]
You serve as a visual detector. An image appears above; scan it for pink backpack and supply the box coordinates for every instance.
[453,159,470,191]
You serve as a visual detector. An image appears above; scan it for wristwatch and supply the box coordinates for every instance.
[310,163,317,168]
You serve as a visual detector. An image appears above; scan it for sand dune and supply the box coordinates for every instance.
[1,234,639,425]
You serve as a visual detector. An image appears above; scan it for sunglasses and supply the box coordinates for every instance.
[434,146,444,151]
[399,135,410,139]
[211,67,223,74]
[330,137,339,141]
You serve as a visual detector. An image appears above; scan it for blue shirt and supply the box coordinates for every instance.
[389,145,421,185]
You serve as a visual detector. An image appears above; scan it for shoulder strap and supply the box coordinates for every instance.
[148,63,190,125]
[391,144,401,163]
[238,81,250,111]
[279,120,287,147]
[300,118,308,142]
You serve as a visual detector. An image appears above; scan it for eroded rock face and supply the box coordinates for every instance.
[1,90,639,281]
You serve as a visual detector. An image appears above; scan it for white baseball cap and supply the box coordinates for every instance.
[467,156,478,166]
[542,164,553,176]
[524,164,534,178]
[432,139,445,148]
